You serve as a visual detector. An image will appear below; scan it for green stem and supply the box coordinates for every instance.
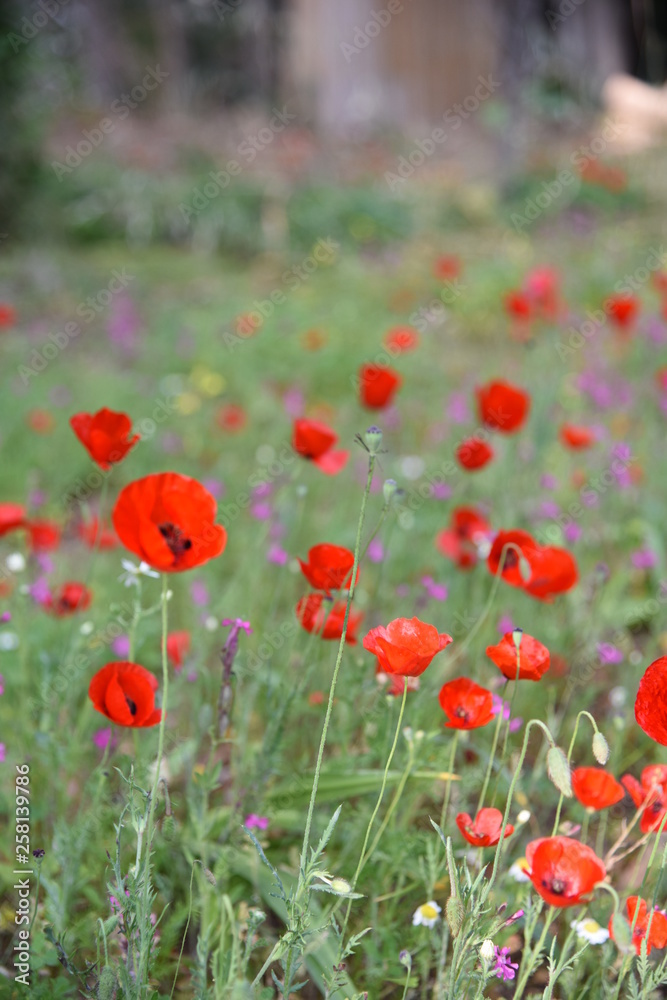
[340,682,409,947]
[513,906,556,1000]
[137,574,169,997]
[439,732,460,831]
[447,543,520,669]
[477,704,504,815]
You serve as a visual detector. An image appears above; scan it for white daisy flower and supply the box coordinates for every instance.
[508,857,531,883]
[570,918,609,945]
[412,900,442,928]
[119,559,160,587]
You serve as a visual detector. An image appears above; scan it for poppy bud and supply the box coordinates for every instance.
[592,730,610,765]
[162,815,176,841]
[547,745,573,798]
[518,555,532,582]
[98,967,118,1000]
[610,912,633,952]
[203,867,217,886]
[364,425,383,455]
[512,627,523,651]
[383,478,398,504]
[446,895,464,937]
[330,877,352,894]
[399,950,412,968]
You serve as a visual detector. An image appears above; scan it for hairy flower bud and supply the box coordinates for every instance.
[592,730,610,765]
[546,745,573,798]
[446,895,464,938]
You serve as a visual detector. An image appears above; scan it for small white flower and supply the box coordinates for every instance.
[570,918,610,945]
[508,857,531,883]
[204,615,218,632]
[80,621,94,636]
[119,559,160,587]
[0,632,19,651]
[5,553,26,573]
[517,809,531,824]
[412,900,442,928]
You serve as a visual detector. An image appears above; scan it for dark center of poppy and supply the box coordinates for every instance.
[454,706,469,721]
[125,696,137,716]
[543,876,568,895]
[159,521,193,559]
[504,550,518,569]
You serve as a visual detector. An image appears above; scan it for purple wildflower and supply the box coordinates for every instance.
[493,946,519,981]
[245,813,269,831]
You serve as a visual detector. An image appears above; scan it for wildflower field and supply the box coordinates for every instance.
[3,146,667,1000]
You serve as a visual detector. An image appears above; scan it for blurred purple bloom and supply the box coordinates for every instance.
[111,635,131,658]
[0,612,11,624]
[564,522,582,544]
[497,615,514,634]
[203,478,225,499]
[107,294,141,354]
[36,554,54,574]
[283,387,303,417]
[431,482,452,500]
[447,392,471,424]
[250,502,272,521]
[421,576,448,601]
[190,580,209,606]
[30,578,51,604]
[0,743,5,763]
[245,813,269,830]
[492,695,522,732]
[367,538,384,563]
[29,490,47,508]
[540,474,558,490]
[93,727,113,750]
[267,544,288,565]
[0,674,4,695]
[537,500,561,519]
[598,643,623,665]
[631,548,658,570]
[396,584,410,598]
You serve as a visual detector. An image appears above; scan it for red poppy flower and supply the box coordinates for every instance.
[166,630,191,671]
[363,617,452,677]
[0,303,16,328]
[436,506,491,570]
[635,657,667,746]
[88,661,161,728]
[384,325,419,354]
[524,266,560,320]
[607,293,639,331]
[572,767,625,811]
[216,403,247,432]
[45,582,92,616]
[610,897,667,955]
[456,437,494,471]
[476,380,530,434]
[29,409,55,434]
[0,503,26,537]
[359,364,402,410]
[112,472,227,573]
[503,290,533,321]
[78,517,118,549]
[559,424,596,450]
[293,418,349,475]
[26,520,61,552]
[298,543,358,595]
[486,631,550,682]
[438,677,494,730]
[433,255,461,281]
[525,836,606,908]
[487,530,578,602]
[295,593,362,643]
[70,408,139,470]
[456,807,514,847]
[622,766,667,833]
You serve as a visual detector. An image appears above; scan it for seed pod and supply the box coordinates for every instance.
[546,745,573,797]
[592,730,610,765]
[98,966,118,1000]
[446,895,464,937]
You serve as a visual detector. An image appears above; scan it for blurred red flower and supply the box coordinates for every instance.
[295,593,362,643]
[89,661,161,728]
[572,767,625,811]
[363,617,452,677]
[622,765,667,833]
[436,506,491,569]
[216,403,247,432]
[503,290,532,321]
[526,836,605,907]
[166,630,191,671]
[433,255,461,281]
[384,325,419,353]
[78,517,118,549]
[456,437,494,471]
[0,503,26,537]
[456,807,514,847]
[559,424,596,450]
[298,543,358,595]
[0,303,16,328]
[293,418,349,475]
[26,520,61,552]
[487,529,578,602]
[607,293,639,331]
[438,677,494,730]
[610,897,667,955]
[70,407,139,470]
[359,364,402,409]
[476,380,530,434]
[112,472,227,572]
[635,657,667,745]
[486,631,550,681]
[46,582,92,616]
